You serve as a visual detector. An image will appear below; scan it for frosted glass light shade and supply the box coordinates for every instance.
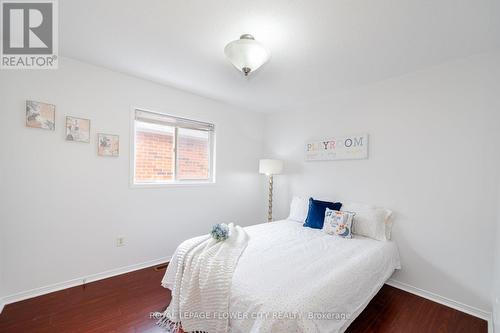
[224,34,270,76]
[259,159,283,175]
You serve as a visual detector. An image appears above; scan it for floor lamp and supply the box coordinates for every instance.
[259,159,284,222]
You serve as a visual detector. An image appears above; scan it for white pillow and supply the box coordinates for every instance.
[341,202,393,241]
[287,196,309,223]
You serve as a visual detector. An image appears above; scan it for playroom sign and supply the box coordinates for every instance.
[305,133,369,161]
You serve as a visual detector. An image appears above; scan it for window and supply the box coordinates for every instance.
[132,109,215,186]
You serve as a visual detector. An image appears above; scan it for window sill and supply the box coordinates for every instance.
[129,181,216,189]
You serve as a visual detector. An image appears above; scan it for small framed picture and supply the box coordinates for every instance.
[66,116,91,143]
[98,133,119,157]
[26,100,55,130]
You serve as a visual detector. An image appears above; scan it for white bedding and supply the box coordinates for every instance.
[165,220,400,333]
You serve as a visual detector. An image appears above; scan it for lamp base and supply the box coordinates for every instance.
[267,175,273,222]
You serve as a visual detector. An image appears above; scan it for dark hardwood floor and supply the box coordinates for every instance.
[0,265,487,333]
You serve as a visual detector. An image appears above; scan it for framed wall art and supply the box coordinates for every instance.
[66,116,91,143]
[98,133,119,157]
[26,100,55,130]
[306,133,368,161]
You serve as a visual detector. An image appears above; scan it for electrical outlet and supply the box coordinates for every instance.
[116,237,125,247]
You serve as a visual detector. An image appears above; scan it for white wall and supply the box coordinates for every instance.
[0,230,4,311]
[492,56,500,333]
[494,194,500,332]
[264,52,500,313]
[0,57,266,299]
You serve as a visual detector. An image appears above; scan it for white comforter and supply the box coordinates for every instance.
[166,220,400,333]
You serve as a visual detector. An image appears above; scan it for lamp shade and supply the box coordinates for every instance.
[259,159,283,175]
[224,34,270,76]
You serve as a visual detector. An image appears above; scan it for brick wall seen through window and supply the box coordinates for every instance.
[177,128,209,180]
[135,130,174,182]
[134,119,212,183]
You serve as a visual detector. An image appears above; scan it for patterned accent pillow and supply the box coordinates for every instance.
[323,208,355,238]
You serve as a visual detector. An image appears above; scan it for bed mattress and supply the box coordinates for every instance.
[165,220,400,333]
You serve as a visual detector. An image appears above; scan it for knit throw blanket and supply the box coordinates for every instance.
[155,223,249,333]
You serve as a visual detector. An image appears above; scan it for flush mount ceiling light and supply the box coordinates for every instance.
[224,34,270,76]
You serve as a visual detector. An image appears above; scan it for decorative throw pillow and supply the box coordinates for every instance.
[323,208,355,238]
[303,198,342,229]
[287,196,309,223]
[341,202,393,241]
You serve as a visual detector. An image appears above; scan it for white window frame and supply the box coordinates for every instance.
[129,107,216,188]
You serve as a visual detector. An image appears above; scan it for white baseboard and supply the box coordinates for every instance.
[0,256,170,314]
[386,279,493,332]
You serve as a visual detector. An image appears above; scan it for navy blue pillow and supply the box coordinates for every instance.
[303,198,342,229]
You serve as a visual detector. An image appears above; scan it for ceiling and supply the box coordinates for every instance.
[60,0,500,113]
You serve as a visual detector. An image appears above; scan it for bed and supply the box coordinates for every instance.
[163,219,400,333]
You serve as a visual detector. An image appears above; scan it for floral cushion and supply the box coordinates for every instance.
[322,208,355,238]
